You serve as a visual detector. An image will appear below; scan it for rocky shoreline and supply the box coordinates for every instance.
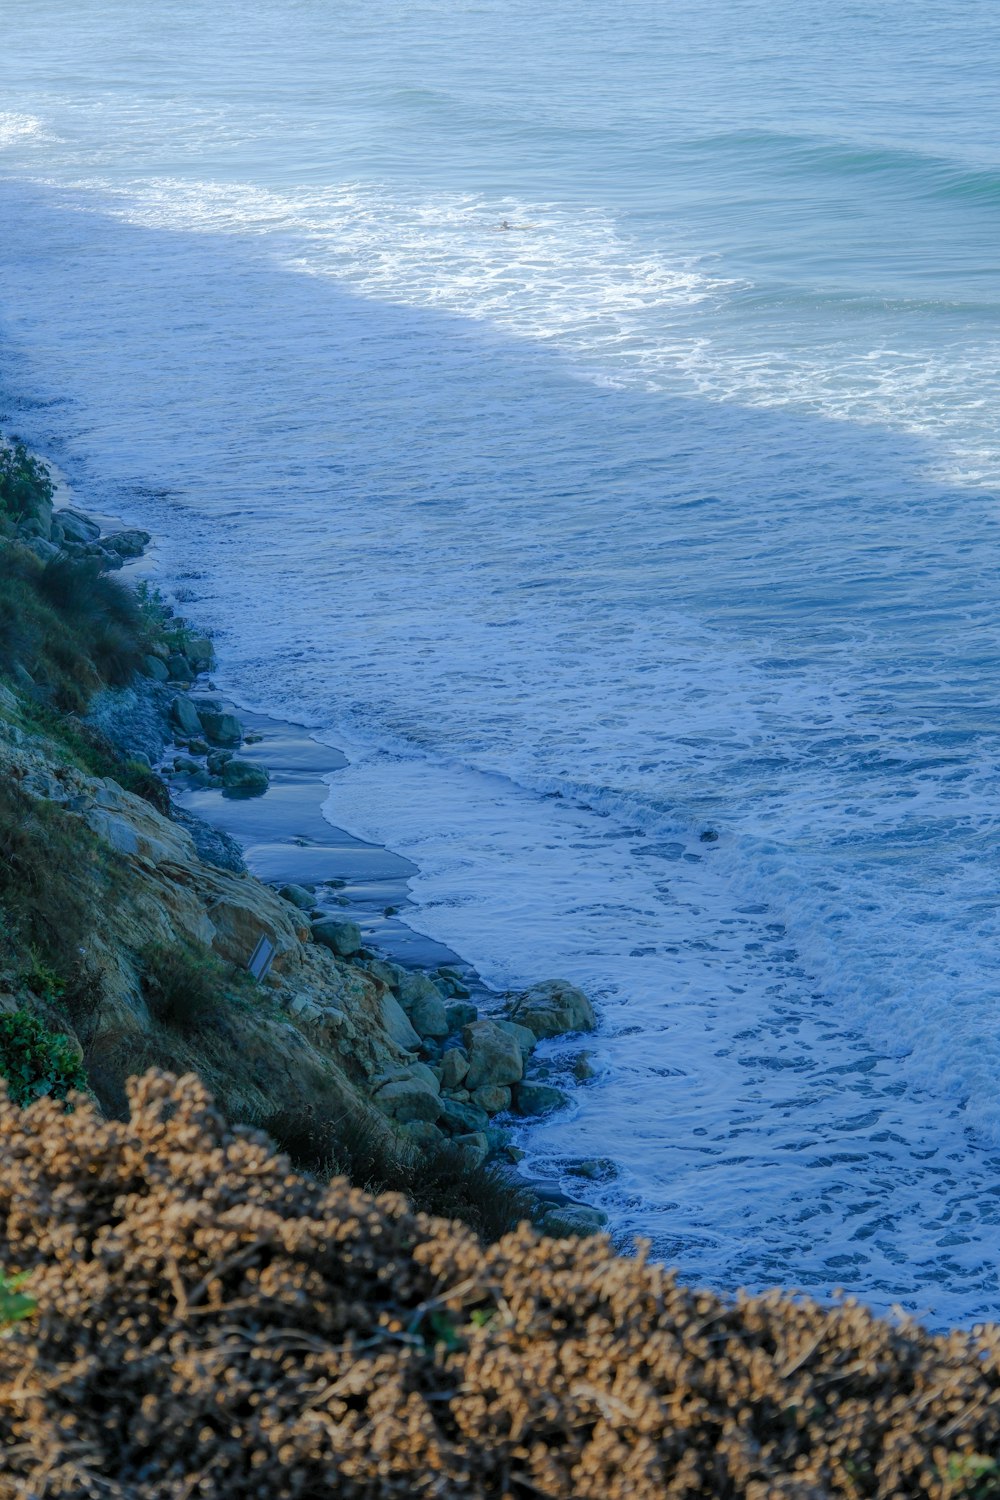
[9,458,609,1237]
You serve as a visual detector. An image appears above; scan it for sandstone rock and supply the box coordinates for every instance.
[170,694,202,738]
[462,1019,523,1090]
[438,1097,489,1135]
[540,1204,608,1238]
[470,1084,512,1115]
[513,1081,568,1117]
[279,884,315,911]
[445,1000,478,1031]
[222,759,270,796]
[311,918,363,958]
[439,1047,469,1091]
[379,992,421,1052]
[199,710,242,747]
[509,979,596,1039]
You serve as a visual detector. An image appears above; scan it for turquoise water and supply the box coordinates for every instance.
[3,0,1000,1323]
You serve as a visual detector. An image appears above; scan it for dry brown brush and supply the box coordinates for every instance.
[0,1071,999,1500]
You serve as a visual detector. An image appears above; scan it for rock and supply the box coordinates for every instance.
[379,1061,440,1095]
[513,1081,569,1117]
[470,1084,511,1115]
[462,1019,523,1090]
[25,537,60,564]
[167,654,193,682]
[366,958,405,992]
[438,1097,490,1135]
[378,992,421,1051]
[199,709,242,747]
[57,508,101,544]
[185,635,215,672]
[401,1120,446,1150]
[375,1077,441,1124]
[142,654,169,682]
[170,694,202,738]
[436,969,471,998]
[311,918,363,958]
[206,749,234,775]
[221,759,270,796]
[509,979,596,1039]
[397,970,446,1008]
[567,1157,618,1182]
[103,529,151,558]
[279,883,315,911]
[408,989,449,1041]
[452,1132,489,1170]
[496,1019,538,1057]
[439,1047,469,1090]
[445,1000,478,1032]
[573,1052,597,1082]
[540,1204,608,1238]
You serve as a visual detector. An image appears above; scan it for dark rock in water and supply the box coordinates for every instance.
[206,749,234,775]
[172,808,247,875]
[699,829,719,843]
[57,508,101,544]
[509,979,596,1039]
[186,635,215,672]
[572,1052,597,1082]
[566,1157,618,1182]
[311,917,363,958]
[539,1204,608,1238]
[513,1081,569,1117]
[142,655,169,683]
[199,709,242,747]
[221,759,270,796]
[104,529,151,558]
[279,883,315,911]
[170,694,202,738]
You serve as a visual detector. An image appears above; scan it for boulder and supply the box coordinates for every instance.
[206,749,234,774]
[462,1018,523,1090]
[185,635,215,672]
[400,1120,446,1150]
[279,883,315,911]
[57,508,101,544]
[375,1077,440,1125]
[142,654,169,682]
[170,694,202,738]
[445,1000,478,1031]
[470,1084,511,1115]
[167,654,194,682]
[439,1047,470,1090]
[366,958,405,992]
[408,989,449,1041]
[378,992,421,1052]
[311,918,363,958]
[452,1131,489,1170]
[496,1018,538,1057]
[539,1204,608,1238]
[199,710,242,747]
[103,529,151,558]
[438,1097,489,1135]
[397,970,446,1008]
[513,1081,568,1117]
[509,979,596,1038]
[222,759,270,796]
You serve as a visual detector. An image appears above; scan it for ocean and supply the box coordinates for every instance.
[2,0,1000,1324]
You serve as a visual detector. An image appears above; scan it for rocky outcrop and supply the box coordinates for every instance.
[509,978,596,1038]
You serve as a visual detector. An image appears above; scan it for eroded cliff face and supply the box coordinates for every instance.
[0,681,412,1135]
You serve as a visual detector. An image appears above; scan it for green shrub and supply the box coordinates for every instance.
[0,1269,35,1330]
[0,439,53,522]
[0,1010,86,1105]
[141,941,229,1031]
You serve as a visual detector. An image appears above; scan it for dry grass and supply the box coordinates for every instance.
[0,1070,999,1498]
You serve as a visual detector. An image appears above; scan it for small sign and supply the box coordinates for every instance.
[247,935,275,982]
